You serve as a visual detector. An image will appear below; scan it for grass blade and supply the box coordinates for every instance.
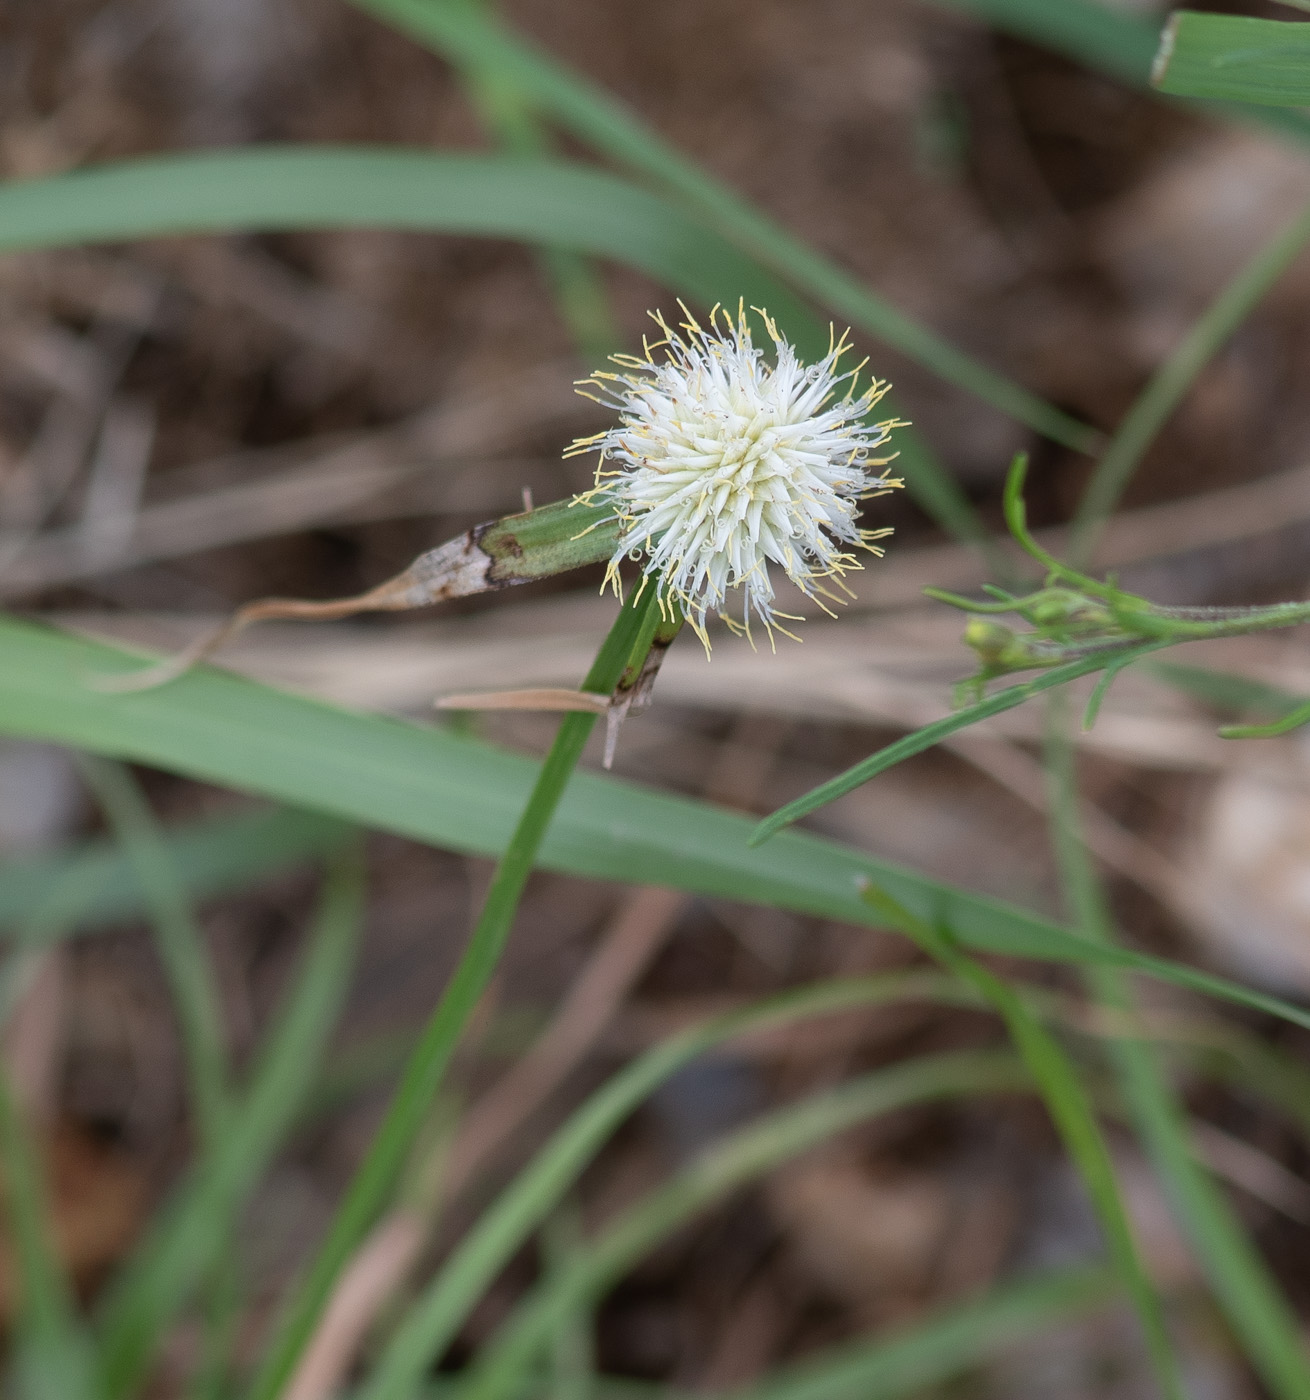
[0,149,812,335]
[540,1206,596,1400]
[0,1071,98,1400]
[459,0,618,362]
[345,0,1098,461]
[95,849,365,1400]
[1153,12,1310,106]
[750,644,1164,844]
[0,614,1139,961]
[73,755,230,1146]
[449,1051,1030,1400]
[5,618,1310,1034]
[932,0,1310,144]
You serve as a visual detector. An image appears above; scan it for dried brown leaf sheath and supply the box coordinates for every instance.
[96,498,621,691]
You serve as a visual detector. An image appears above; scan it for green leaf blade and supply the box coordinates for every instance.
[1154,12,1310,106]
[0,150,811,338]
[3,617,1309,1035]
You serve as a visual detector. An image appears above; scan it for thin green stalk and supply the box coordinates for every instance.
[456,1051,1029,1400]
[861,886,1183,1400]
[0,928,98,1400]
[1044,700,1310,1400]
[96,849,365,1400]
[73,757,244,1400]
[352,973,971,1400]
[74,754,230,1146]
[1071,197,1310,563]
[244,586,663,1400]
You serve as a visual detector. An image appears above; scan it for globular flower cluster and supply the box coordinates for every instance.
[567,304,902,648]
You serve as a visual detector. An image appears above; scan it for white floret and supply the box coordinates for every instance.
[567,304,903,648]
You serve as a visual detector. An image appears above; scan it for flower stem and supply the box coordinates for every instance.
[244,584,662,1400]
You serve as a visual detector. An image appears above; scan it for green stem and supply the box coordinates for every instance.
[542,1206,595,1400]
[244,586,661,1400]
[1070,197,1310,565]
[1146,599,1310,637]
[1044,697,1310,1400]
[186,1252,243,1400]
[0,1071,74,1343]
[0,1067,98,1400]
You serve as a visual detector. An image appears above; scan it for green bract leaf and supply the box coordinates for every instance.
[1153,12,1310,106]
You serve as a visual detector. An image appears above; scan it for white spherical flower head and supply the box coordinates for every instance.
[567,305,903,649]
